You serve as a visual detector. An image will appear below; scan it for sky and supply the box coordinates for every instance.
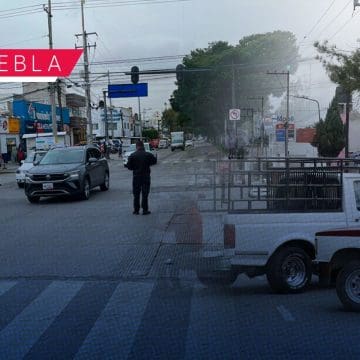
[0,0,359,126]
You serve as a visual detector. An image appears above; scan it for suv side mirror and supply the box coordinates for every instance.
[88,157,98,164]
[33,160,40,166]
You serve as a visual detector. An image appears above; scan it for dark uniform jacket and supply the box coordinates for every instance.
[127,149,157,177]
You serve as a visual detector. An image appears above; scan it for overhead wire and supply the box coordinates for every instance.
[301,0,337,44]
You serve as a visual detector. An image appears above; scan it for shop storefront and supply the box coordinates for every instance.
[13,100,70,136]
[0,116,20,162]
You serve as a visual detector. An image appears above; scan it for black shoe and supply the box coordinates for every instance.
[133,210,139,215]
[142,211,151,215]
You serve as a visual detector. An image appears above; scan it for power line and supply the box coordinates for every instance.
[315,0,352,39]
[328,13,357,40]
[301,0,337,43]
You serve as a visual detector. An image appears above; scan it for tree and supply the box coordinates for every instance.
[312,96,345,157]
[142,128,159,140]
[314,41,360,92]
[314,41,356,157]
[171,31,300,139]
[161,108,179,132]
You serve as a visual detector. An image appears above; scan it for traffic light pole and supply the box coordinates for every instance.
[138,97,142,138]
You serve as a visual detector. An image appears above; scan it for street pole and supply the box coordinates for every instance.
[44,0,58,144]
[345,91,351,158]
[107,70,114,139]
[138,97,142,138]
[285,70,290,158]
[76,0,97,144]
[232,61,236,134]
[103,91,108,141]
[292,95,321,122]
[267,71,291,157]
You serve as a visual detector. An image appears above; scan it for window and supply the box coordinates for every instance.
[108,123,117,130]
[354,181,360,211]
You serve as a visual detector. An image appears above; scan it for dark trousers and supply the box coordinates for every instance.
[133,176,151,212]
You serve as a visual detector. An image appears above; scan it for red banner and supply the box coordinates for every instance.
[0,49,83,78]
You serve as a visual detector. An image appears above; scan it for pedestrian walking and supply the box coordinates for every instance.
[17,145,25,165]
[126,140,157,215]
[118,141,123,157]
[0,153,7,169]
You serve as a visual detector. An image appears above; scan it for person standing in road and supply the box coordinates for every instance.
[118,140,123,157]
[126,140,157,215]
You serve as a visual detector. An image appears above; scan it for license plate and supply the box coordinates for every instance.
[43,183,54,190]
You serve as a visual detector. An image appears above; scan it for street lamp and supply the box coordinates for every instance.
[292,95,321,122]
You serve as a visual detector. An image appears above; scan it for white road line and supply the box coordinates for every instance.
[0,281,83,360]
[276,305,295,322]
[0,281,17,297]
[75,281,154,360]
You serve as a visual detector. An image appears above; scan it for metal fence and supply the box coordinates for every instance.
[187,157,360,213]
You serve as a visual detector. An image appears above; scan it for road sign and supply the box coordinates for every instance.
[275,123,295,142]
[108,83,148,98]
[229,109,241,121]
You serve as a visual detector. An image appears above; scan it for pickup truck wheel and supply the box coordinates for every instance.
[196,269,238,287]
[266,247,312,294]
[336,261,360,312]
[100,172,109,191]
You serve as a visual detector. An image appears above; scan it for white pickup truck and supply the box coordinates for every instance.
[315,228,360,311]
[198,158,360,294]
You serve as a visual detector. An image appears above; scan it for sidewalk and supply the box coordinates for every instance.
[0,162,18,174]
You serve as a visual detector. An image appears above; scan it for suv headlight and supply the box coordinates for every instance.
[66,170,80,180]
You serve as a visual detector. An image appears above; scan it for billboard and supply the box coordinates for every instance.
[13,100,70,134]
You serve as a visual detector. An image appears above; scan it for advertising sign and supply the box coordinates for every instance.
[0,116,8,134]
[276,123,295,142]
[13,100,70,134]
[35,136,57,150]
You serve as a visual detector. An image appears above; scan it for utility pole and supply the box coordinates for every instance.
[56,79,63,132]
[44,0,58,143]
[103,90,108,141]
[267,71,290,157]
[75,0,97,144]
[107,70,114,139]
[345,91,351,158]
[138,97,142,138]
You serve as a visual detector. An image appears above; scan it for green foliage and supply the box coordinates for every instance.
[161,108,179,132]
[172,31,299,138]
[312,96,345,157]
[142,128,159,140]
[315,41,360,92]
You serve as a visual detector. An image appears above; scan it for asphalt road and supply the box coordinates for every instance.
[0,143,359,359]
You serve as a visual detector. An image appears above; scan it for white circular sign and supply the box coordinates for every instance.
[229,109,241,121]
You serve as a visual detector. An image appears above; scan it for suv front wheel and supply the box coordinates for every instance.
[81,178,91,200]
[100,172,109,191]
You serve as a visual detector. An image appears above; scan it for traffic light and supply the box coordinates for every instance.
[176,64,185,82]
[131,66,139,84]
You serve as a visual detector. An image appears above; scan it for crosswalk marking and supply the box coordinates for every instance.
[75,281,154,360]
[0,281,83,360]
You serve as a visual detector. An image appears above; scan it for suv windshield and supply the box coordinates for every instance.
[40,149,84,165]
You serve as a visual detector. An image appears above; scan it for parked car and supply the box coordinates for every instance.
[123,142,157,167]
[24,145,109,203]
[185,139,194,147]
[158,139,169,149]
[16,150,47,188]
